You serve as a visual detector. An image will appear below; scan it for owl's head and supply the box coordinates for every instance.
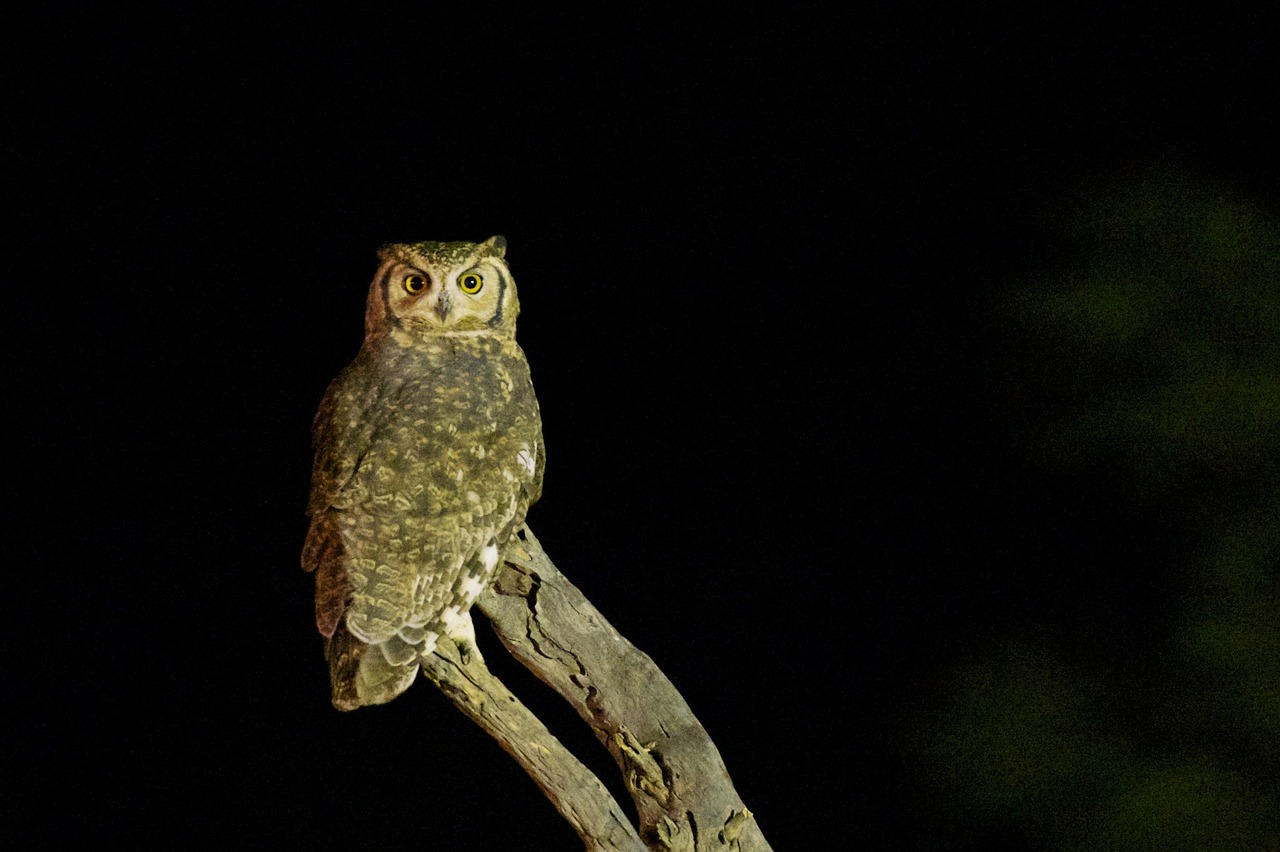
[365,236,518,340]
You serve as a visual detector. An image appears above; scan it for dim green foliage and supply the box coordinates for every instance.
[1014,168,1280,491]
[1085,760,1275,852]
[1180,509,1280,765]
[919,169,1280,848]
[920,646,1132,833]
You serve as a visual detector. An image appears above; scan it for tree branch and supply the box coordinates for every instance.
[422,525,772,852]
[420,637,646,851]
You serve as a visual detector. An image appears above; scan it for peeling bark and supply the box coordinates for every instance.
[423,525,773,852]
[419,637,644,851]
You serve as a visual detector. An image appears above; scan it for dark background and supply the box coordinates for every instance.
[7,3,1277,848]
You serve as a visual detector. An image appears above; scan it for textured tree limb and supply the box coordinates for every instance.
[423,525,773,852]
[420,637,646,851]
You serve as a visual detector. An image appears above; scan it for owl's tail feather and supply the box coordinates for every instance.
[324,623,420,711]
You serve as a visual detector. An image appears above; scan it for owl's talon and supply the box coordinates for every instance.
[444,609,485,666]
[457,640,484,667]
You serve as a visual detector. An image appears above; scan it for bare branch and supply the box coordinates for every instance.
[475,526,773,852]
[420,638,646,852]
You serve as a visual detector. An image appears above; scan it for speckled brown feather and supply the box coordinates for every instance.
[302,237,542,709]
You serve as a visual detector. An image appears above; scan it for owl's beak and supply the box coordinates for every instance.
[432,292,451,322]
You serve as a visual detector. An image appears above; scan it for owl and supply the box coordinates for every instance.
[302,236,543,711]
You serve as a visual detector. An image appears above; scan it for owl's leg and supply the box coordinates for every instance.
[444,541,501,664]
[441,608,483,666]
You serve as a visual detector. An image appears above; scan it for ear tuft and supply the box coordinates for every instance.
[482,235,507,258]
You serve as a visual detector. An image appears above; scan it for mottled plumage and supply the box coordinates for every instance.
[303,236,543,710]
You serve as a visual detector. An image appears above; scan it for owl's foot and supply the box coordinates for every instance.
[442,608,485,666]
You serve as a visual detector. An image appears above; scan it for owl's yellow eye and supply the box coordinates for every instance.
[459,273,483,295]
[403,274,427,295]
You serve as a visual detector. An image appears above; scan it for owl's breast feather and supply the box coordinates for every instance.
[344,337,540,518]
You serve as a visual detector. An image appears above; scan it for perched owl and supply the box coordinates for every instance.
[302,236,543,711]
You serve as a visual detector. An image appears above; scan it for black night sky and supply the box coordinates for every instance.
[8,4,1279,849]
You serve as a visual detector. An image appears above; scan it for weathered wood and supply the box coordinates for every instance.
[420,636,646,851]
[468,526,773,852]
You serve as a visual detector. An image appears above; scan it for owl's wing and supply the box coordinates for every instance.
[302,359,375,638]
[302,512,348,638]
[306,359,373,515]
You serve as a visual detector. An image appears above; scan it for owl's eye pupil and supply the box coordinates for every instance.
[403,275,427,295]
[460,274,483,295]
